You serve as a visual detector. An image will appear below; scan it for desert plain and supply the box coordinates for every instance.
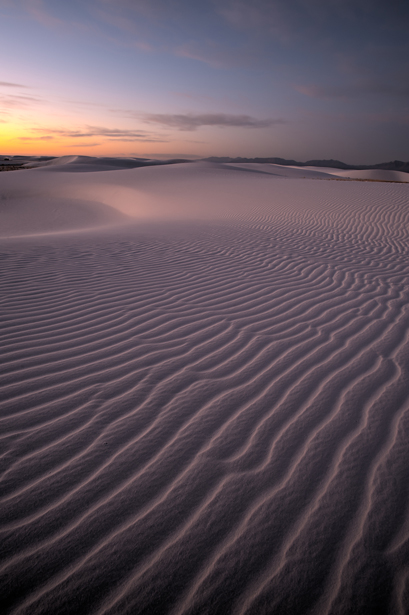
[1,156,409,614]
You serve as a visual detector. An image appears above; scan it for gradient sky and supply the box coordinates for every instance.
[1,0,408,163]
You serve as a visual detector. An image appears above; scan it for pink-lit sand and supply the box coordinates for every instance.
[1,158,409,614]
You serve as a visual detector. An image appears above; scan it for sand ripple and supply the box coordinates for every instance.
[1,170,409,614]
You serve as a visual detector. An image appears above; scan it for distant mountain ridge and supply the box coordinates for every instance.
[203,157,409,174]
[1,155,408,174]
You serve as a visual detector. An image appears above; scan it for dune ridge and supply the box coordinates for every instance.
[1,161,409,614]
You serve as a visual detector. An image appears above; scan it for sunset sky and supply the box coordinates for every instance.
[1,0,408,163]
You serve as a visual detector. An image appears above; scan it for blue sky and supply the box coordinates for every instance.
[1,0,408,163]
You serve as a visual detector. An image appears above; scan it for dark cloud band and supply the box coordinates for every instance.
[142,113,283,130]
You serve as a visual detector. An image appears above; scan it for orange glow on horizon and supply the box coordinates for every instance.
[0,124,154,158]
[0,110,197,158]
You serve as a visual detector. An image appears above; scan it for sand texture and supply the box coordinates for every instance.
[1,159,409,614]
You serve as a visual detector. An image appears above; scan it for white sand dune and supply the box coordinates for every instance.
[225,162,409,183]
[1,159,409,615]
[296,165,409,183]
[21,155,156,172]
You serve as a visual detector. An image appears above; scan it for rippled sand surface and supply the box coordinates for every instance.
[1,160,409,615]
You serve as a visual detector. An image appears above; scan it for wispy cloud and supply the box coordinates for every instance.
[142,113,283,131]
[216,0,296,44]
[303,108,409,126]
[0,81,31,88]
[64,141,101,148]
[31,125,168,142]
[217,0,409,38]
[295,81,409,99]
[0,93,43,108]
[22,0,63,28]
[175,43,227,69]
[18,134,102,148]
[19,135,54,141]
[174,41,258,69]
[86,4,153,51]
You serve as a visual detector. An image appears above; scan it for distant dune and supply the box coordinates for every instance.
[2,154,409,176]
[1,158,409,614]
[203,156,409,174]
[0,155,190,174]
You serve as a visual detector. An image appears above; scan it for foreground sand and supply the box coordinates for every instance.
[1,159,409,614]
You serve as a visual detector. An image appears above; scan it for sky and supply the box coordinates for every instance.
[0,0,408,164]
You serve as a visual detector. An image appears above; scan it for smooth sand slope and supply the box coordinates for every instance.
[1,159,409,615]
